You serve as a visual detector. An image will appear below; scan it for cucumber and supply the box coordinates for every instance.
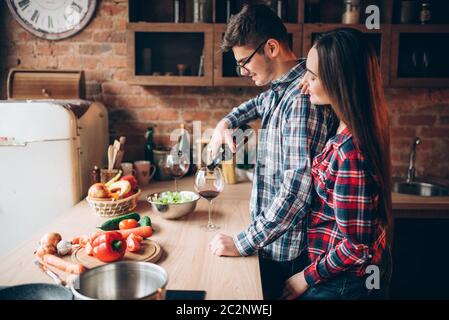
[139,216,152,227]
[99,212,141,231]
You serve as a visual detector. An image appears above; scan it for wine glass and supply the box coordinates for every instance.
[164,152,189,192]
[194,167,224,232]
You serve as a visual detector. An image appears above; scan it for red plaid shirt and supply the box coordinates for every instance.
[303,127,386,286]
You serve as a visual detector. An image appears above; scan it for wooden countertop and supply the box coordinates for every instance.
[1,175,449,299]
[392,192,449,211]
[0,177,262,300]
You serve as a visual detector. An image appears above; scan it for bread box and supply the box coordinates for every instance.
[7,69,85,100]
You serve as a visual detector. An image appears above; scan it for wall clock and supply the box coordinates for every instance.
[6,0,97,40]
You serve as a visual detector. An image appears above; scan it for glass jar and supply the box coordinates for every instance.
[342,0,360,25]
[419,2,431,24]
[173,0,185,23]
[193,0,212,23]
[400,0,419,24]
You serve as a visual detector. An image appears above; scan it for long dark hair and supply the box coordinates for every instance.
[314,28,392,234]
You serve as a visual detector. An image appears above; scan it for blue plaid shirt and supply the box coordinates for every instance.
[224,59,337,261]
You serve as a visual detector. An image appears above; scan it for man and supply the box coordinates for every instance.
[208,4,336,299]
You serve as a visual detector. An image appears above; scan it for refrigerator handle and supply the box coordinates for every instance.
[0,137,74,147]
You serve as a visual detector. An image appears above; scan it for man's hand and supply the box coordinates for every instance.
[281,271,309,300]
[210,233,241,257]
[299,77,310,95]
[208,120,235,160]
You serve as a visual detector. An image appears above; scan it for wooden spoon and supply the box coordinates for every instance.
[107,145,114,170]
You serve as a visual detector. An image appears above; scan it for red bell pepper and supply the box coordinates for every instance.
[92,231,126,262]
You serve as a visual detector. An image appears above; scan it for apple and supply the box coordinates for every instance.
[121,190,135,199]
[108,180,132,199]
[120,175,138,191]
[88,183,111,199]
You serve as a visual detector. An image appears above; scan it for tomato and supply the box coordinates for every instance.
[85,241,94,256]
[126,236,141,252]
[119,219,139,230]
[127,233,143,243]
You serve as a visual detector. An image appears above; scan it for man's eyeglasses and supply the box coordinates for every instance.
[235,40,267,77]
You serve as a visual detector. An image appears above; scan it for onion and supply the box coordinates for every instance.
[40,232,62,247]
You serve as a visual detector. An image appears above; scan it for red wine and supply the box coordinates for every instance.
[199,190,220,200]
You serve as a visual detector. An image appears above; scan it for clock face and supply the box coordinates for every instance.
[7,0,97,40]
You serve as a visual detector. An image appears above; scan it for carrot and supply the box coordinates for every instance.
[43,254,85,274]
[115,226,153,239]
[71,236,81,245]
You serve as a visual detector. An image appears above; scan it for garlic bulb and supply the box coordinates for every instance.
[56,240,72,256]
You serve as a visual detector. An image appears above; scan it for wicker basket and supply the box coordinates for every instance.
[86,189,141,217]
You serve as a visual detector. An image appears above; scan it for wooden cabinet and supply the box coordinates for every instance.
[127,23,213,86]
[390,25,449,87]
[391,214,449,299]
[127,0,449,87]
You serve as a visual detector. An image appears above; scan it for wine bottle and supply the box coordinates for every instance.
[177,123,190,158]
[144,126,155,163]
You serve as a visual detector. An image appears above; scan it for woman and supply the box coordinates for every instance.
[282,28,392,300]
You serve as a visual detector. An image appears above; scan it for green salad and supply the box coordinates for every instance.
[152,191,193,204]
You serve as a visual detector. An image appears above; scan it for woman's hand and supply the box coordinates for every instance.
[281,271,309,300]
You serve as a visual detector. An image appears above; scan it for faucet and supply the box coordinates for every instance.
[406,137,421,183]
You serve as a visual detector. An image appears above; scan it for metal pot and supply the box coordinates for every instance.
[70,261,168,300]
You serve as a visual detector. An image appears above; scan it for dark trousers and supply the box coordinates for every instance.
[258,252,309,300]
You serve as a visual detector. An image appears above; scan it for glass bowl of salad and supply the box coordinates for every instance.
[146,191,200,219]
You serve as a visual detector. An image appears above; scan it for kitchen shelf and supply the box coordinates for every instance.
[390,25,449,87]
[392,0,449,25]
[126,0,449,87]
[127,23,213,86]
[303,0,391,24]
[129,0,212,23]
[215,0,299,24]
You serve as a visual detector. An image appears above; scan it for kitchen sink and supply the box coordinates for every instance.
[393,180,449,197]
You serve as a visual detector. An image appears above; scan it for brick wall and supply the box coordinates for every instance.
[1,0,448,179]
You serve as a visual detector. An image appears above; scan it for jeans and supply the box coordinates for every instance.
[300,247,393,300]
[259,252,309,300]
[299,272,369,300]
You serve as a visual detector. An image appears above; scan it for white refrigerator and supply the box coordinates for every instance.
[0,100,108,257]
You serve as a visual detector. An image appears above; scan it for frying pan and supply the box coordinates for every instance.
[0,283,73,300]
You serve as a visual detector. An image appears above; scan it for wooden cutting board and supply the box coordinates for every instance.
[71,239,162,269]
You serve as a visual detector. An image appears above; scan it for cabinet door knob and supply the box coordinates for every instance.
[41,88,50,97]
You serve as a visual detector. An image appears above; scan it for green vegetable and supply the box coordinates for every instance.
[99,212,141,231]
[139,216,152,227]
[152,191,193,204]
